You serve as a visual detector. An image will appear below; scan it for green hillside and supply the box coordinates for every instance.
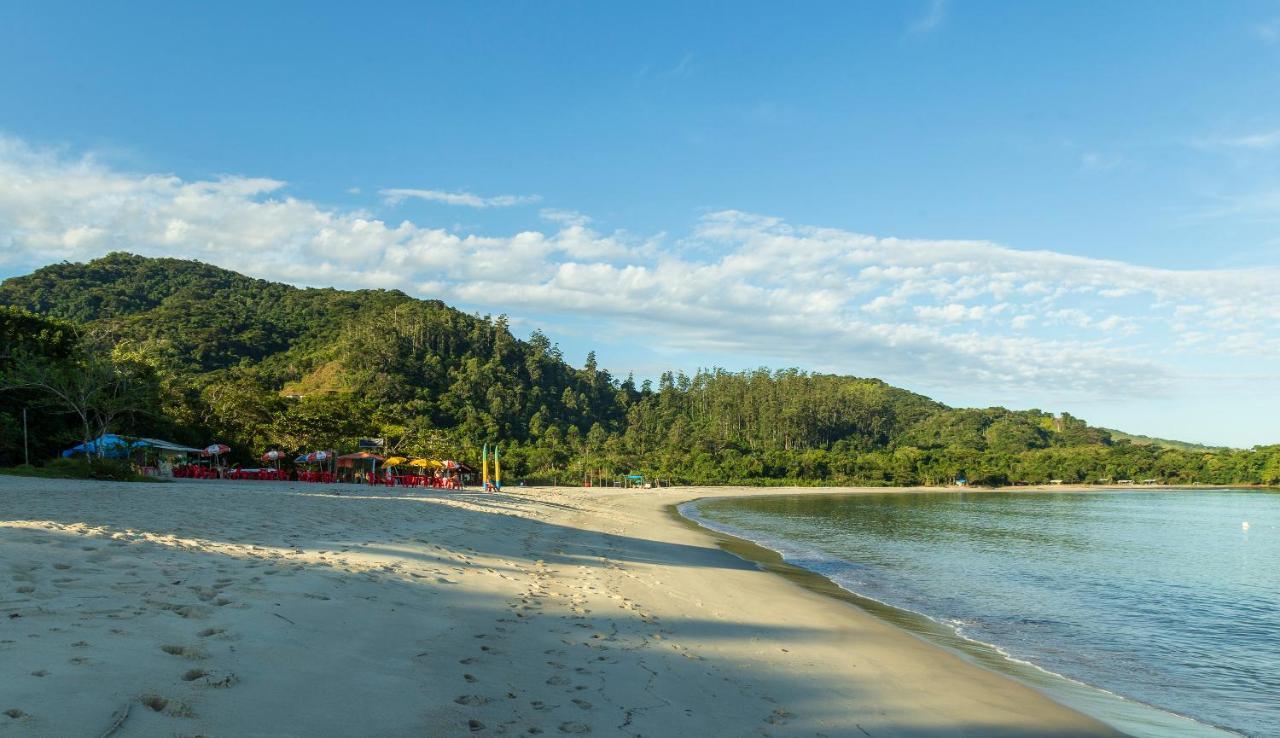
[1101,429,1230,453]
[2,253,1278,486]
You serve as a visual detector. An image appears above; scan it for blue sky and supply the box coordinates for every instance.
[2,1,1279,446]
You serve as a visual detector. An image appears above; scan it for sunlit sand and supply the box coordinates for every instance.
[0,477,1119,736]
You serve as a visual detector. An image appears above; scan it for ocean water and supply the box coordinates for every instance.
[684,490,1279,738]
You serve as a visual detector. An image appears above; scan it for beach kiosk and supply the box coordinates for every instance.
[131,438,204,476]
[337,451,385,484]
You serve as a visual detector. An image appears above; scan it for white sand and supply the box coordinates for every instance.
[0,477,1122,737]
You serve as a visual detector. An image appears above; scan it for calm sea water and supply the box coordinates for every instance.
[685,490,1279,738]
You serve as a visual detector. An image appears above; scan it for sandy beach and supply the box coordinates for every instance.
[0,477,1122,737]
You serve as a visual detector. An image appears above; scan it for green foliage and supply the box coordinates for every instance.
[1,254,1276,487]
[0,307,87,463]
[0,457,164,483]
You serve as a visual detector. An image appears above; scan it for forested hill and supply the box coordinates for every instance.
[2,253,1277,486]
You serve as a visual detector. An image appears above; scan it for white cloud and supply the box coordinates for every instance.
[915,303,988,322]
[1194,189,1280,221]
[540,208,591,227]
[1255,17,1280,43]
[907,0,948,35]
[1081,152,1124,171]
[2,135,1279,411]
[380,188,540,208]
[1203,129,1280,150]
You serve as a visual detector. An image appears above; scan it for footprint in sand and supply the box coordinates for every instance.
[160,644,206,660]
[454,695,489,706]
[139,694,195,718]
[558,722,590,734]
[182,668,238,688]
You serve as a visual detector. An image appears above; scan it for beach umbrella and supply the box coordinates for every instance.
[408,458,437,468]
[440,460,461,470]
[384,456,408,466]
[202,443,231,457]
[337,452,384,461]
[261,450,286,462]
[294,455,308,464]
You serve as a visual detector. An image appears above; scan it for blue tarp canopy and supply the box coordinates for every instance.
[62,435,202,459]
[131,438,203,455]
[61,434,131,459]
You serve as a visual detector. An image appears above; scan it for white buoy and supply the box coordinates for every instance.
[1242,521,1250,531]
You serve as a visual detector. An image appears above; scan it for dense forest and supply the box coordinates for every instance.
[3,253,1278,486]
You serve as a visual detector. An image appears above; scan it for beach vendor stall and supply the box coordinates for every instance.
[440,460,469,490]
[130,438,203,477]
[337,451,385,484]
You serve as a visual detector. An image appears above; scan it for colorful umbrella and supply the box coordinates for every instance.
[408,458,439,468]
[261,450,286,462]
[202,443,231,456]
[294,455,308,464]
[440,460,461,470]
[305,450,332,463]
[384,456,408,466]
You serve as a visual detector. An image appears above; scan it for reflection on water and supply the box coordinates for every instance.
[690,490,1279,738]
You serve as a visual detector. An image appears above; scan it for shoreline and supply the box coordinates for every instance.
[671,486,1243,738]
[2,477,1128,736]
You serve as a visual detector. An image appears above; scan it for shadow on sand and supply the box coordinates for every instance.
[0,477,1120,737]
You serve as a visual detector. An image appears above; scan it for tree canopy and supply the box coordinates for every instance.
[2,253,1276,486]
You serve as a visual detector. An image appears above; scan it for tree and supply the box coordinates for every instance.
[3,253,1273,486]
[0,332,158,459]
